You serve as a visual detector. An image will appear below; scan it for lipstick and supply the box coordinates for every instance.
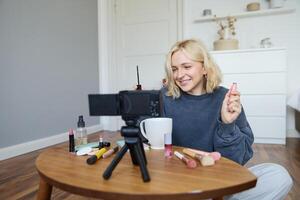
[174,151,197,169]
[69,129,75,153]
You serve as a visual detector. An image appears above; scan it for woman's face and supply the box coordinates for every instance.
[171,50,207,95]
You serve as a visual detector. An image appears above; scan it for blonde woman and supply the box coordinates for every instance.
[162,39,292,199]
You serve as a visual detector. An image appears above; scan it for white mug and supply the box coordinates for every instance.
[140,117,172,149]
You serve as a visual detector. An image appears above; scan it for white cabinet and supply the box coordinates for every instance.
[211,48,287,144]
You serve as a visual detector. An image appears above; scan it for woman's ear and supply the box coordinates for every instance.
[202,64,208,75]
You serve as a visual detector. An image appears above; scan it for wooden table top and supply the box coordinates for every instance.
[35,132,257,200]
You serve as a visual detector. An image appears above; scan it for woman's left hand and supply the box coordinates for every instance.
[221,90,242,124]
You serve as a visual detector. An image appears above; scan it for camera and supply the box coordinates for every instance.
[88,90,161,121]
[88,90,161,182]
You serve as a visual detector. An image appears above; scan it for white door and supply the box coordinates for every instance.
[109,0,181,129]
[115,0,180,90]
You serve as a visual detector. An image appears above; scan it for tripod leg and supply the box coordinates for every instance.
[102,144,128,180]
[133,144,150,182]
[127,138,139,165]
[139,138,147,165]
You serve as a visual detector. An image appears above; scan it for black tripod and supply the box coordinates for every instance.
[102,119,150,182]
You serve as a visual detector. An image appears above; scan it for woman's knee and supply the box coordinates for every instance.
[250,163,293,193]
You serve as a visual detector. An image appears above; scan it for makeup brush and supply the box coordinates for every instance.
[183,148,215,166]
[184,148,221,161]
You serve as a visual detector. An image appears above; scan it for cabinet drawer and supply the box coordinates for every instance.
[211,49,286,73]
[242,95,286,117]
[221,73,286,94]
[247,117,286,139]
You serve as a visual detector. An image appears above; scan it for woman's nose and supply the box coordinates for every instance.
[177,68,184,78]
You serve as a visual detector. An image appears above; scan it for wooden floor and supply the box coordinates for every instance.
[0,132,299,200]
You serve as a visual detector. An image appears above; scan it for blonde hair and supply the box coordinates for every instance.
[165,39,222,98]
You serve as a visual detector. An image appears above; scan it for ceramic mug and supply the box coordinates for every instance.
[140,117,172,149]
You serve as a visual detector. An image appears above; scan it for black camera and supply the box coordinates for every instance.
[88,90,162,182]
[88,90,161,121]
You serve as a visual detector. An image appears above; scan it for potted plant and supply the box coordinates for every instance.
[213,16,239,51]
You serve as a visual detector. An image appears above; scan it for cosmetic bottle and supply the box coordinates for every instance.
[75,115,88,146]
[164,132,172,158]
[69,129,75,152]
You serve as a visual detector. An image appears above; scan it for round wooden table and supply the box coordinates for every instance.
[36,136,256,200]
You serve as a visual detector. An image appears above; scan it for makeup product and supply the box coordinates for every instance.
[77,147,93,156]
[183,148,215,166]
[164,133,172,158]
[69,129,75,152]
[75,115,88,146]
[75,142,99,152]
[102,146,119,159]
[99,137,111,149]
[86,148,107,165]
[228,82,237,111]
[229,82,237,97]
[174,151,197,169]
[87,148,100,156]
[185,148,221,161]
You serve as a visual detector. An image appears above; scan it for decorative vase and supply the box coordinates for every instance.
[213,39,239,51]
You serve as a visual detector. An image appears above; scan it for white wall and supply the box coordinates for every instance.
[183,0,300,137]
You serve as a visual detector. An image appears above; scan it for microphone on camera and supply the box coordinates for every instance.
[136,65,142,90]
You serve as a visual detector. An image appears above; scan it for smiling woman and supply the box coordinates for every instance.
[170,50,207,95]
[165,39,222,98]
[161,38,293,200]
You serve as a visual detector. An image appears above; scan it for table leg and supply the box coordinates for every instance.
[37,177,53,200]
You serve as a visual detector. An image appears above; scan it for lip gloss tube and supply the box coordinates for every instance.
[174,151,197,169]
[229,82,237,97]
[164,133,172,158]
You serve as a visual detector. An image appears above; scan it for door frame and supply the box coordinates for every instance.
[97,0,183,130]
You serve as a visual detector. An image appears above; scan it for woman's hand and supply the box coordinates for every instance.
[221,90,242,124]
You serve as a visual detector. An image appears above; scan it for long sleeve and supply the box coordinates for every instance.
[214,107,254,165]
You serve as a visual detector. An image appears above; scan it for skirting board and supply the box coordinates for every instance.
[287,129,300,138]
[254,138,286,145]
[0,124,102,161]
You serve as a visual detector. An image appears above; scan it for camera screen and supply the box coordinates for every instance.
[88,94,120,116]
[121,92,151,116]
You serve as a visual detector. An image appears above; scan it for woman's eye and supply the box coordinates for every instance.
[171,68,177,72]
[184,65,191,69]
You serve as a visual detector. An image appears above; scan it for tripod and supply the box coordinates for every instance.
[102,119,150,182]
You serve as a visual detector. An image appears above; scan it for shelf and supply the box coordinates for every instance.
[210,47,286,54]
[194,8,295,23]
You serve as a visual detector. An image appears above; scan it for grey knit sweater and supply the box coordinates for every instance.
[161,86,254,165]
